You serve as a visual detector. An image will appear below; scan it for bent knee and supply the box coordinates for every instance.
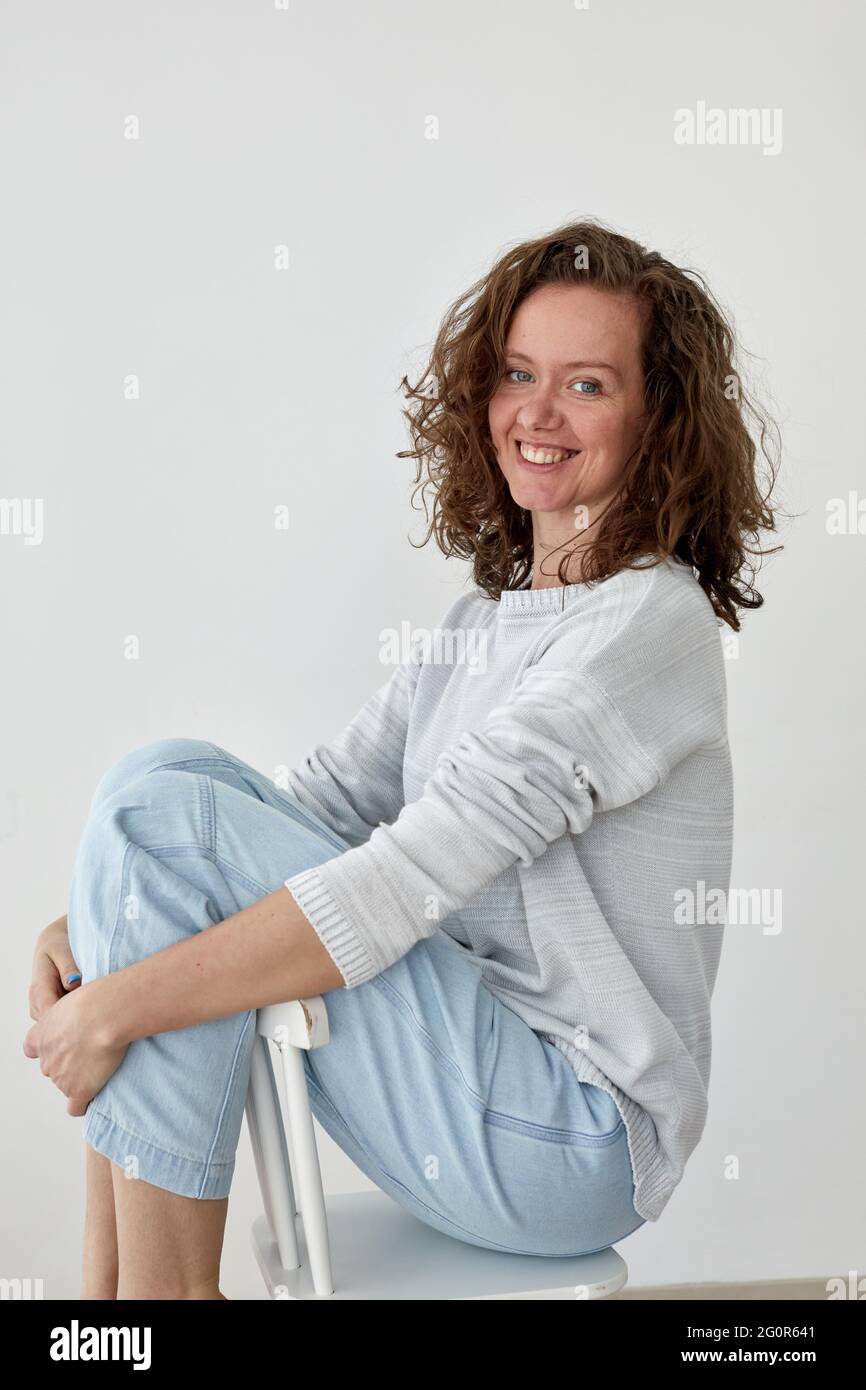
[90,738,220,811]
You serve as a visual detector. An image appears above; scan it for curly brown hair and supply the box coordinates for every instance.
[397,218,783,631]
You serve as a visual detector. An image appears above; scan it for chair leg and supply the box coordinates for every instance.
[248,1034,300,1274]
[245,1079,274,1233]
[277,1043,334,1297]
[261,1035,299,1219]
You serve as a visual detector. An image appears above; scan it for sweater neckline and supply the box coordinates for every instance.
[498,582,587,615]
[497,553,675,614]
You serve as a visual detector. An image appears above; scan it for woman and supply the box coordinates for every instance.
[25,219,781,1299]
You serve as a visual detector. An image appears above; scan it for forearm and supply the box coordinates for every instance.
[91,888,345,1047]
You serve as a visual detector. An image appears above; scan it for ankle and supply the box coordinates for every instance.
[81,1260,118,1301]
[116,1277,224,1301]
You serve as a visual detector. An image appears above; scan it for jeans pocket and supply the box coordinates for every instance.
[476,1115,635,1255]
[481,1106,624,1148]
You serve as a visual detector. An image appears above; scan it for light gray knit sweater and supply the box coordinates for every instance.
[284,555,732,1222]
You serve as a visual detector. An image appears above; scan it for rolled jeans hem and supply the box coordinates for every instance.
[83,1105,234,1201]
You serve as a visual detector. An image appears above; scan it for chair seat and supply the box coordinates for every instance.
[251,1191,628,1301]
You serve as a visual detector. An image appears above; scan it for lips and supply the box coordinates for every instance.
[514,439,581,469]
[517,439,579,452]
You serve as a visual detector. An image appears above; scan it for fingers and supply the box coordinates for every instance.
[29,946,82,1022]
[29,958,60,1021]
[22,1021,89,1113]
[51,937,82,991]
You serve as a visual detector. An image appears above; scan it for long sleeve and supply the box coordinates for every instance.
[284,598,721,989]
[283,651,422,849]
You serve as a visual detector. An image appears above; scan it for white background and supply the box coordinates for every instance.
[2,0,863,1297]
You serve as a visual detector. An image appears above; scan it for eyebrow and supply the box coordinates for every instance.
[506,350,620,375]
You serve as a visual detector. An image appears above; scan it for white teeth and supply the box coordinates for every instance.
[518,441,577,464]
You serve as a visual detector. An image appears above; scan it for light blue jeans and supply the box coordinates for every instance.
[67,737,645,1258]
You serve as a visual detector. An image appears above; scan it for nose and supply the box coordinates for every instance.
[515,381,563,432]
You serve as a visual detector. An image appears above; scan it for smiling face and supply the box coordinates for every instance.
[487,282,648,581]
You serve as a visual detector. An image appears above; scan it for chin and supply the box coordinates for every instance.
[505,474,576,514]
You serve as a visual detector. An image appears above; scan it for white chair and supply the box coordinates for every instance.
[245,997,630,1300]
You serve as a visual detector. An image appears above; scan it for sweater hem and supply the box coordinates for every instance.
[284,866,377,989]
[543,1033,677,1223]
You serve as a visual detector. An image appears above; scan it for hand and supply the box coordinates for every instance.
[23,980,129,1116]
[29,914,82,1022]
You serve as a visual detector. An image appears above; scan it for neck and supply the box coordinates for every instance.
[530,524,596,589]
[529,488,622,588]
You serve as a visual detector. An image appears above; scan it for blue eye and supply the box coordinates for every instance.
[504,368,601,395]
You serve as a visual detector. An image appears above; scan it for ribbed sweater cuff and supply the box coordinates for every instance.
[284,865,377,989]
